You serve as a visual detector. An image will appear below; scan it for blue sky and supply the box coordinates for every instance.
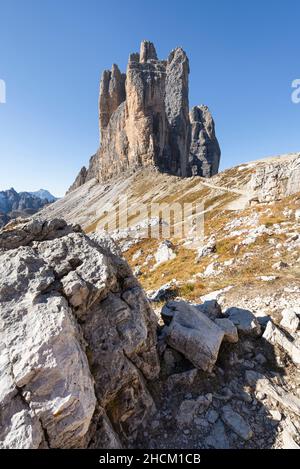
[0,0,299,196]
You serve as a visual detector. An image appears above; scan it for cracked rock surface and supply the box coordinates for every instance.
[0,218,159,448]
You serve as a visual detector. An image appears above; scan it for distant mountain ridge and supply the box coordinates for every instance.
[29,189,57,203]
[0,187,57,227]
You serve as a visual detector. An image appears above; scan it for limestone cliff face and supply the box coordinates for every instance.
[189,105,221,178]
[68,41,220,191]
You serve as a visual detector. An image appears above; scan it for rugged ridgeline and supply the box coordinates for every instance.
[68,41,220,192]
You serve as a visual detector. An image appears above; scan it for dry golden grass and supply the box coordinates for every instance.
[140,246,198,290]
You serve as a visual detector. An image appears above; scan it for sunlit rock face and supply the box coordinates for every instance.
[0,218,160,448]
[69,40,220,191]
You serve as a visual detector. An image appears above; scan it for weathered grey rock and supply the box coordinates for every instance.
[249,153,300,203]
[195,299,222,321]
[225,307,261,337]
[215,318,239,343]
[99,64,126,132]
[221,405,253,440]
[282,430,300,449]
[68,40,220,190]
[163,301,224,372]
[165,368,198,391]
[154,240,176,266]
[205,419,229,449]
[176,394,212,426]
[165,47,190,177]
[280,308,299,333]
[263,321,300,365]
[148,280,178,303]
[245,371,300,417]
[0,217,81,250]
[189,105,221,177]
[195,235,216,261]
[66,166,88,194]
[0,218,160,448]
[269,410,281,421]
[206,409,219,424]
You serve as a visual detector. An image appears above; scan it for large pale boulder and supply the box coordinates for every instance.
[248,153,300,202]
[154,240,176,266]
[0,219,160,449]
[163,301,224,372]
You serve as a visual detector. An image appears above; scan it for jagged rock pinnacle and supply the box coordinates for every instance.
[68,41,220,192]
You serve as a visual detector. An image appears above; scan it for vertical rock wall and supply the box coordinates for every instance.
[68,40,221,192]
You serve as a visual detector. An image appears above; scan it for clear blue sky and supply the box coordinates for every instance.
[0,0,300,196]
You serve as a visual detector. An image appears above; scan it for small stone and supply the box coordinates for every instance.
[133,266,142,277]
[151,420,160,430]
[255,392,266,401]
[269,410,281,421]
[222,405,253,440]
[243,360,255,369]
[132,249,142,261]
[255,353,267,365]
[206,409,219,424]
[176,394,212,426]
[194,417,209,427]
[205,419,229,449]
[215,318,239,343]
[238,391,252,403]
[272,261,288,270]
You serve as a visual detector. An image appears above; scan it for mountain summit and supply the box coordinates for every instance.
[68,40,220,192]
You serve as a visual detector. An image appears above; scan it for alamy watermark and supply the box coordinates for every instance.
[291,79,300,103]
[93,184,256,242]
[95,195,205,241]
[0,79,6,104]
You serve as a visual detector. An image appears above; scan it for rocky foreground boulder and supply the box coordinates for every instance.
[0,219,160,448]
